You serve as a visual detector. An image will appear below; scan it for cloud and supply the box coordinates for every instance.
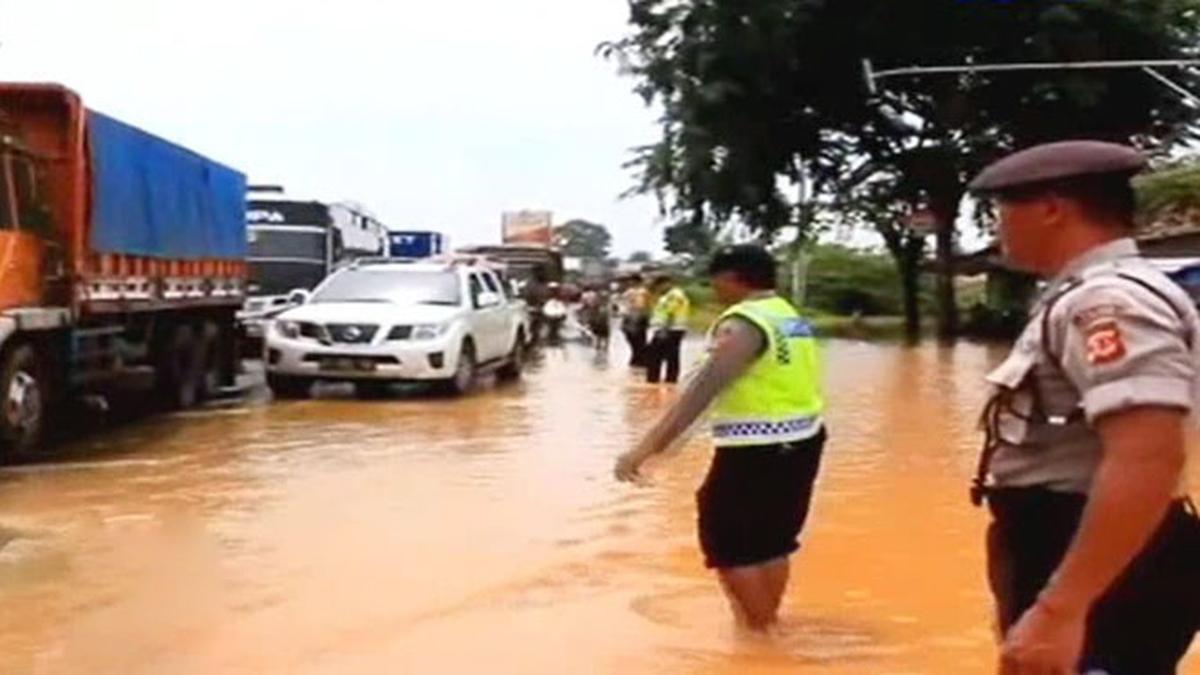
[0,0,663,254]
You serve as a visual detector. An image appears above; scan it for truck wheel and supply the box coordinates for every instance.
[196,321,222,402]
[496,331,525,382]
[441,342,476,396]
[0,345,47,461]
[267,373,311,400]
[157,325,201,410]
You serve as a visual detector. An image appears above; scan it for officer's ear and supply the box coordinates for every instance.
[1037,191,1074,229]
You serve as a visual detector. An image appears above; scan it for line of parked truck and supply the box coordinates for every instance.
[0,83,560,460]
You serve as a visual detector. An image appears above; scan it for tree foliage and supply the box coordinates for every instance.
[1136,162,1200,220]
[806,244,931,317]
[604,0,1200,336]
[554,219,613,259]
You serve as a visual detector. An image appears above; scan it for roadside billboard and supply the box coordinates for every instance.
[502,210,554,245]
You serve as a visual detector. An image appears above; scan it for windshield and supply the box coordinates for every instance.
[248,260,328,296]
[313,269,462,305]
[249,228,327,261]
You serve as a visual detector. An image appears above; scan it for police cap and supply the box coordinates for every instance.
[968,140,1146,195]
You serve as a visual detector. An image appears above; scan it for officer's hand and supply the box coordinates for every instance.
[998,600,1086,675]
[614,447,653,483]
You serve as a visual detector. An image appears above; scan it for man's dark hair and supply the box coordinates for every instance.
[998,173,1137,228]
[628,273,643,283]
[707,245,777,290]
[651,274,673,289]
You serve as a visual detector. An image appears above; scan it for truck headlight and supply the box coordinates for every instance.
[275,320,301,339]
[412,323,450,341]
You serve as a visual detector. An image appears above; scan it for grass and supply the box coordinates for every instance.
[682,284,912,341]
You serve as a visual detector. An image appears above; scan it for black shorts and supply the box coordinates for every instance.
[696,428,826,569]
[987,488,1200,674]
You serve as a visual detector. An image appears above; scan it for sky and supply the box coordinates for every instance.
[0,0,667,256]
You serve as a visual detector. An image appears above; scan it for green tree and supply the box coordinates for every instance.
[604,0,1200,339]
[804,244,929,317]
[554,219,613,259]
[663,214,716,260]
[1136,163,1200,221]
[628,250,654,263]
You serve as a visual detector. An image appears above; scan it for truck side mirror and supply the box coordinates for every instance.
[288,289,311,305]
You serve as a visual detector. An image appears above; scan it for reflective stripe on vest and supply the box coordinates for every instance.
[709,295,824,447]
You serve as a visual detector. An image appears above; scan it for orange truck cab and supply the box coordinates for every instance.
[0,83,247,460]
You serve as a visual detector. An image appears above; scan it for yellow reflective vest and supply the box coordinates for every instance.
[709,295,824,447]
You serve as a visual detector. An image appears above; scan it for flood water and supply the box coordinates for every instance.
[0,339,1196,674]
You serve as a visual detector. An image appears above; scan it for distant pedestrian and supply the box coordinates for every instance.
[522,266,552,344]
[543,284,567,344]
[580,285,612,350]
[619,275,652,366]
[616,245,826,632]
[645,275,690,384]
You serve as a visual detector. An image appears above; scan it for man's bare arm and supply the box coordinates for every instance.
[615,318,763,481]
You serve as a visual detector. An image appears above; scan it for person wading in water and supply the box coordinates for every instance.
[616,245,827,631]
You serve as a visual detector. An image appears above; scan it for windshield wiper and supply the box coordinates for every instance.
[419,300,460,306]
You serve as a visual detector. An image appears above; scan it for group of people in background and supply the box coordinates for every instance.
[617,274,691,384]
[520,268,692,386]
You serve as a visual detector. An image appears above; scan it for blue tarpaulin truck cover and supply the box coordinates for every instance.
[88,111,247,261]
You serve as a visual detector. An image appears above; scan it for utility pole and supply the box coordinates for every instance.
[789,162,814,309]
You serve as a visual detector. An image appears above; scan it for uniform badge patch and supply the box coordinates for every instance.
[1084,320,1126,365]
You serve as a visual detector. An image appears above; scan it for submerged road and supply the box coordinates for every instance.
[0,339,1195,673]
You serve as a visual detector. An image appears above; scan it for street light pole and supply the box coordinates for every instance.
[863,57,1200,104]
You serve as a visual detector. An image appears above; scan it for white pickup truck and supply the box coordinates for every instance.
[262,258,528,398]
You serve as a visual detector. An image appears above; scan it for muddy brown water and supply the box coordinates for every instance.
[0,339,1195,674]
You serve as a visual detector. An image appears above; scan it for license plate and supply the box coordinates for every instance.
[320,358,376,372]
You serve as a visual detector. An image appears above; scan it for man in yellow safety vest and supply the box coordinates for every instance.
[645,274,691,384]
[616,244,826,631]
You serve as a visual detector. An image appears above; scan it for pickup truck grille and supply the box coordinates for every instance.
[324,323,379,344]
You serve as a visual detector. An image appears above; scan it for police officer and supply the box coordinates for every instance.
[615,245,826,631]
[969,141,1200,674]
[645,275,691,384]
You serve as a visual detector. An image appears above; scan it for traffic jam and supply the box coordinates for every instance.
[0,83,560,461]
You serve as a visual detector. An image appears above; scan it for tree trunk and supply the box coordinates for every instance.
[930,195,962,340]
[900,242,922,342]
[879,225,924,343]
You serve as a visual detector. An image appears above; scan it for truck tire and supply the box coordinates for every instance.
[496,331,525,382]
[157,325,201,410]
[267,373,311,400]
[196,321,222,402]
[0,345,48,461]
[440,341,476,396]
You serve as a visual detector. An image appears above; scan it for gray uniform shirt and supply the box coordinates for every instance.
[986,238,1200,494]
